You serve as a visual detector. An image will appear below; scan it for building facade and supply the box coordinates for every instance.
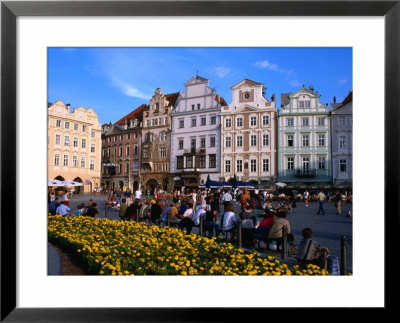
[220,79,278,184]
[141,89,179,192]
[330,91,353,185]
[100,105,145,191]
[48,101,102,193]
[277,86,332,184]
[170,75,225,188]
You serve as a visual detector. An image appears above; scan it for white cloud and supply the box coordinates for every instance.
[111,77,150,100]
[211,66,230,78]
[255,59,302,89]
[338,78,348,85]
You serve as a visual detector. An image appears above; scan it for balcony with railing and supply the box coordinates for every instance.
[295,168,317,177]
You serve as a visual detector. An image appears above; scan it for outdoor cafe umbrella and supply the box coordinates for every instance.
[199,180,223,189]
[63,180,83,187]
[48,179,63,186]
[275,182,287,188]
[312,182,332,189]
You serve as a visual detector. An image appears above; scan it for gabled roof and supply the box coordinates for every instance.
[290,86,320,98]
[184,75,209,86]
[105,124,125,136]
[115,104,147,126]
[231,78,263,89]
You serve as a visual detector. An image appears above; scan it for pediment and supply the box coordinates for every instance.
[231,79,263,90]
[184,75,209,86]
[234,105,259,113]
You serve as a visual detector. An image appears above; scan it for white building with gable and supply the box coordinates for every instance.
[170,75,226,188]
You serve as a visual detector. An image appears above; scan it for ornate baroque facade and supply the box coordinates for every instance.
[277,86,332,184]
[141,89,179,192]
[221,79,278,183]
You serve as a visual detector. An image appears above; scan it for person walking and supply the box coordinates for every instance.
[335,190,342,215]
[316,190,326,215]
[303,190,309,207]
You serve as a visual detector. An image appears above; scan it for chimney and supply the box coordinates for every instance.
[66,103,71,112]
[333,96,336,103]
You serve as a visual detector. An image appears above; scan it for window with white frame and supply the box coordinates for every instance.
[63,155,68,167]
[263,134,269,146]
[209,154,216,168]
[318,117,325,126]
[199,155,206,168]
[160,147,167,158]
[191,104,195,111]
[225,118,232,128]
[191,118,197,127]
[179,119,184,128]
[225,137,231,148]
[74,123,79,131]
[201,117,206,126]
[64,121,70,129]
[302,135,309,147]
[73,137,78,147]
[302,118,309,126]
[80,157,86,168]
[210,116,217,125]
[287,117,294,126]
[262,159,269,172]
[146,120,150,127]
[210,137,216,147]
[200,138,206,149]
[177,156,184,169]
[339,136,346,148]
[237,160,243,172]
[340,159,347,172]
[287,134,294,147]
[119,147,123,157]
[251,135,257,146]
[64,136,70,147]
[262,115,269,125]
[152,119,156,126]
[186,156,193,168]
[91,131,95,138]
[126,145,130,156]
[250,116,257,126]
[55,134,61,145]
[236,117,243,127]
[81,138,86,149]
[298,100,310,108]
[318,156,326,169]
[72,156,78,168]
[197,103,201,110]
[179,139,184,150]
[143,148,148,158]
[91,144,96,153]
[318,134,325,147]
[54,153,60,166]
[82,125,87,132]
[90,160,95,170]
[287,157,294,170]
[56,120,61,127]
[250,159,257,172]
[225,160,231,173]
[237,136,243,147]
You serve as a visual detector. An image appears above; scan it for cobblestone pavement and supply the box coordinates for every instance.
[64,194,353,272]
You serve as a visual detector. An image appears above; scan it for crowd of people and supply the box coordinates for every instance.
[49,185,346,270]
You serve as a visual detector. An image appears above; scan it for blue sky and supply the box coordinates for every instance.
[48,47,352,124]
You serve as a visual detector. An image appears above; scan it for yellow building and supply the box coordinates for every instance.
[48,101,102,193]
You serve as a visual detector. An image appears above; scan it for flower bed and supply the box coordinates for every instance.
[48,215,328,276]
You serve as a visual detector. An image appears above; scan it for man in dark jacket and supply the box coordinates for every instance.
[150,199,163,224]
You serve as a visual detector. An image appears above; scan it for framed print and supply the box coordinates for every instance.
[1,0,399,321]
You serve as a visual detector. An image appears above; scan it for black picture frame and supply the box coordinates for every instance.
[1,0,398,321]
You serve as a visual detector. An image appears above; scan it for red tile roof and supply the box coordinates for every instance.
[164,92,180,107]
[341,91,353,105]
[115,104,147,126]
[215,95,227,106]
